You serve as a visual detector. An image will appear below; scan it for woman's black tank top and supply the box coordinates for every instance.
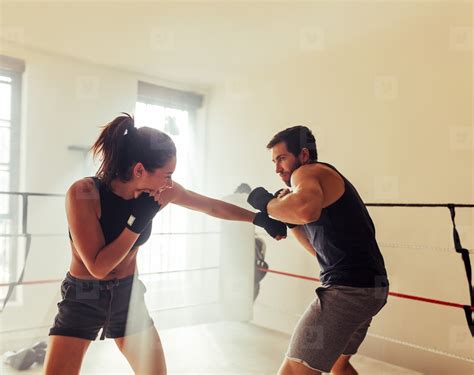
[68,177,153,249]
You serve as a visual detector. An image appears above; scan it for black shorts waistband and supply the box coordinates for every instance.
[65,272,136,290]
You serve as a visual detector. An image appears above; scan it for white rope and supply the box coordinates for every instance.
[256,233,474,255]
[379,241,474,255]
[367,332,474,363]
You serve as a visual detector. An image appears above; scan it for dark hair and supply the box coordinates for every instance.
[91,113,176,186]
[266,125,317,162]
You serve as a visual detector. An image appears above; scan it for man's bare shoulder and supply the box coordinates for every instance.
[291,163,343,192]
[292,163,324,180]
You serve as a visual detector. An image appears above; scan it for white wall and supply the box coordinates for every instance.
[204,3,473,374]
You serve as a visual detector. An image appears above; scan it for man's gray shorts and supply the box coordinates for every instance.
[286,284,389,372]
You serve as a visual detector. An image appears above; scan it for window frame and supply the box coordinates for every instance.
[0,65,23,305]
[135,82,206,276]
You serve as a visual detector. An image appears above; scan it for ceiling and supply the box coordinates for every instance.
[0,1,459,87]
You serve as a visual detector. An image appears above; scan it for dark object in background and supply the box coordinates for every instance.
[3,341,47,371]
[234,183,252,194]
[254,236,268,301]
[231,183,269,301]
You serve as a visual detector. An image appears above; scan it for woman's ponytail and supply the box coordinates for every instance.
[91,113,136,186]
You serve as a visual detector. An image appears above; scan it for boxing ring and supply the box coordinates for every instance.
[0,190,472,373]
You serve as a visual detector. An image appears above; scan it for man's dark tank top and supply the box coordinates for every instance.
[303,162,389,288]
[68,177,153,249]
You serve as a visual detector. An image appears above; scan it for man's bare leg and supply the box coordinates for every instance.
[331,355,358,375]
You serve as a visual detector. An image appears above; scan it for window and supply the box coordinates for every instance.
[135,82,204,276]
[0,56,24,304]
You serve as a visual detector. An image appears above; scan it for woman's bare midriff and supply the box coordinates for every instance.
[68,243,139,280]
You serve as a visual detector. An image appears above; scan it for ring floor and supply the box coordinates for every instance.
[1,321,421,374]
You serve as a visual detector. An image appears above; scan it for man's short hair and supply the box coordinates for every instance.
[266,125,317,162]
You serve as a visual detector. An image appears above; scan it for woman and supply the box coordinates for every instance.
[43,113,286,374]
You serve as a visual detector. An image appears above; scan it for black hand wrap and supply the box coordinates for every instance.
[247,187,274,214]
[126,193,161,234]
[253,212,287,239]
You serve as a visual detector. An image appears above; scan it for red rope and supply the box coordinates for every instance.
[258,267,474,312]
[2,268,473,312]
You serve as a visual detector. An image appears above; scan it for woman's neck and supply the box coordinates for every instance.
[110,178,136,200]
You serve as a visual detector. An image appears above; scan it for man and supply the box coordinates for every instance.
[247,126,389,375]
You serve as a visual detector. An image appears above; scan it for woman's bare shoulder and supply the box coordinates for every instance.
[66,177,100,204]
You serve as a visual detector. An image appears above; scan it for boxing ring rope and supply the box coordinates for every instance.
[368,202,474,337]
[253,200,474,365]
[253,202,474,364]
[255,203,474,316]
[255,267,474,363]
[0,232,221,310]
[377,242,474,255]
[0,191,473,346]
[0,252,223,342]
[4,234,471,254]
[0,190,223,315]
[0,266,220,288]
[0,232,220,239]
[257,267,474,312]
